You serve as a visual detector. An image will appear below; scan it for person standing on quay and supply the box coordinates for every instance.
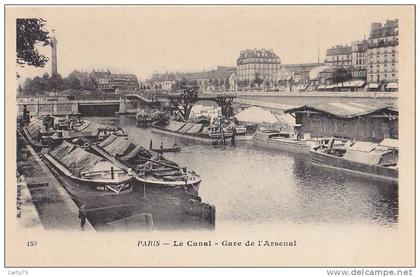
[79,205,86,231]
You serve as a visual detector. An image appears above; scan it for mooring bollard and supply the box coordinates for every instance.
[144,213,154,229]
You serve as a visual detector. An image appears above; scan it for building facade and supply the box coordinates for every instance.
[318,67,337,83]
[367,19,399,90]
[286,103,398,142]
[90,70,139,92]
[146,73,178,91]
[282,63,324,85]
[90,70,111,90]
[324,45,352,68]
[236,49,281,88]
[183,67,236,92]
[108,74,139,91]
[68,70,90,83]
[349,66,367,80]
[351,40,368,70]
[146,66,236,93]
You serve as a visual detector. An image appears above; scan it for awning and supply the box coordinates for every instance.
[349,141,378,152]
[386,82,398,89]
[379,138,398,149]
[234,106,280,124]
[339,80,366,88]
[368,83,380,89]
[278,76,293,81]
[343,151,382,165]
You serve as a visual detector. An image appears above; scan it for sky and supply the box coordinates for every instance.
[11,6,407,83]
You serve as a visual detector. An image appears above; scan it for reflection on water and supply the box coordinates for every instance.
[87,115,398,229]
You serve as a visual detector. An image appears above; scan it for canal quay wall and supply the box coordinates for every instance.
[16,91,397,117]
[16,97,146,117]
[16,99,136,117]
[16,131,94,231]
[236,91,398,107]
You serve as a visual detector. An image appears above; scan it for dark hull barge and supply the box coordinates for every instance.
[20,119,50,151]
[150,146,181,153]
[89,135,201,195]
[42,141,136,207]
[21,117,128,151]
[310,139,398,183]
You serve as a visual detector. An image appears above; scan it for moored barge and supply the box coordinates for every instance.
[42,141,135,206]
[253,128,319,154]
[20,116,127,150]
[89,135,202,195]
[310,138,398,183]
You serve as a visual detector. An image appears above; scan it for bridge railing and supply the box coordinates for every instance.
[72,94,125,101]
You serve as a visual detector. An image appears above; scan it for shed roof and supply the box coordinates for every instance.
[284,102,398,119]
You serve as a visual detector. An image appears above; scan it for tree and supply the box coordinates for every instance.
[250,80,256,88]
[214,79,219,90]
[254,72,264,89]
[22,76,46,94]
[46,74,64,91]
[332,68,352,87]
[84,77,97,91]
[225,79,230,90]
[16,18,50,67]
[65,75,82,90]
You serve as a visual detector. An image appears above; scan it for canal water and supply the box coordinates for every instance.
[87,116,398,230]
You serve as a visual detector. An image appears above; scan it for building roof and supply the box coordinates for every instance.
[319,80,366,88]
[379,138,398,149]
[238,49,280,61]
[352,40,368,52]
[183,69,235,80]
[319,67,339,74]
[326,45,352,56]
[149,67,235,83]
[284,102,398,119]
[283,63,325,67]
[369,19,399,39]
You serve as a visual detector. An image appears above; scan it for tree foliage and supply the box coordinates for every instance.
[254,72,264,88]
[332,68,352,85]
[65,75,82,90]
[172,78,199,91]
[16,18,50,67]
[82,77,97,91]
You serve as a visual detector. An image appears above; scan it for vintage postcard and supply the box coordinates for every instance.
[4,5,415,268]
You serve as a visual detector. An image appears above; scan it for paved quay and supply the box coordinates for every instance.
[17,132,94,231]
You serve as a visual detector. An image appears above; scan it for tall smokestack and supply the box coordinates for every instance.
[51,29,58,77]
